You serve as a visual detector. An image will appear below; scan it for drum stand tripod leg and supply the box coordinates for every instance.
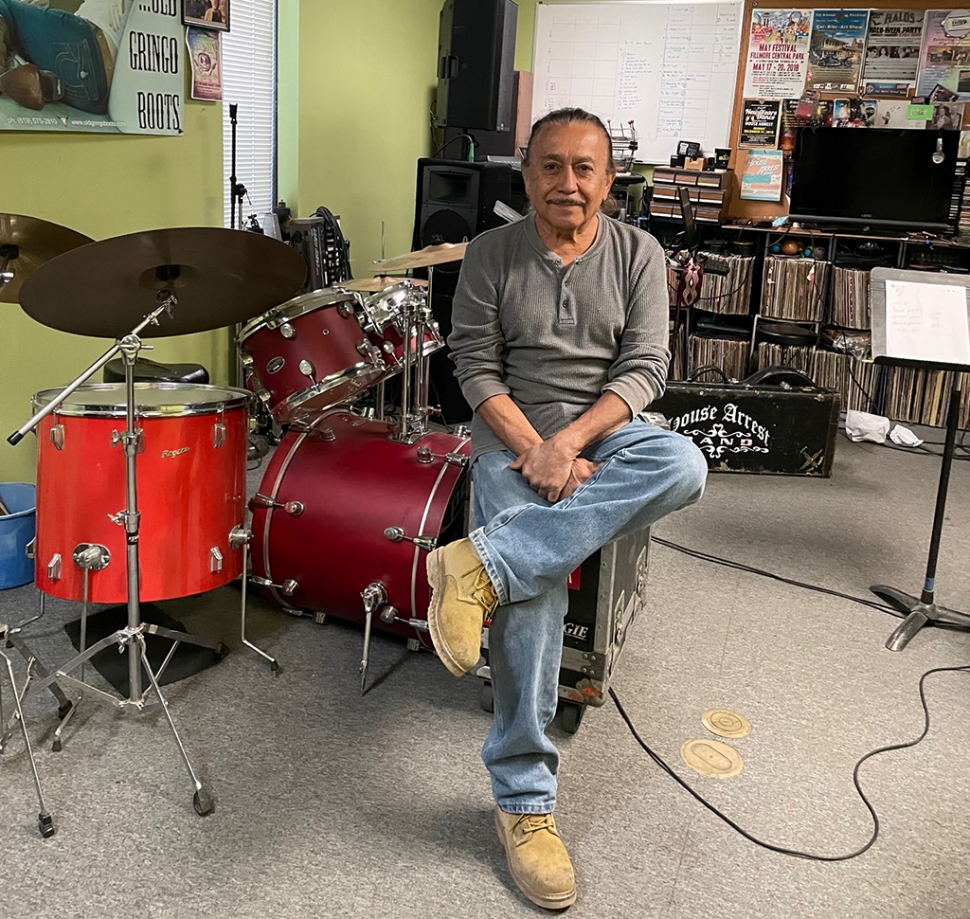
[238,540,279,673]
[134,632,214,817]
[1,647,56,838]
[359,610,373,695]
[52,570,90,752]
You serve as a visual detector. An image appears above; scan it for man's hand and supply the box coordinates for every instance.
[510,437,578,503]
[560,458,601,502]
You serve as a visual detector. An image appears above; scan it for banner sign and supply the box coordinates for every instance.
[0,0,183,135]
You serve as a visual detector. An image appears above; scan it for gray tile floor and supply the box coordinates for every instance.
[1,432,969,919]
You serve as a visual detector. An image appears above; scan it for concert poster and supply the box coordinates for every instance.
[806,10,870,93]
[916,10,970,103]
[862,10,925,92]
[0,0,183,134]
[742,9,814,100]
[186,26,222,101]
[740,149,785,201]
[738,99,782,148]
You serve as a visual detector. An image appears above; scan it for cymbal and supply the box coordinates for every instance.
[20,227,307,338]
[373,242,468,272]
[342,275,429,293]
[0,214,92,303]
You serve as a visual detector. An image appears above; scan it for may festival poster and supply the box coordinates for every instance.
[861,10,925,96]
[916,10,970,103]
[806,9,871,93]
[0,0,182,134]
[742,9,814,99]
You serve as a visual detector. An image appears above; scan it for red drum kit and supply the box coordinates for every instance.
[0,213,471,836]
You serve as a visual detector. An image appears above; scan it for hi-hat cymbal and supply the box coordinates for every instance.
[20,227,307,338]
[342,275,429,293]
[0,214,92,303]
[373,242,468,272]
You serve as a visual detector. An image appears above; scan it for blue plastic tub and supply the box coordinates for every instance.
[0,483,36,589]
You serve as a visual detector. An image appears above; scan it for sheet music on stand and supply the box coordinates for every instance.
[870,268,970,371]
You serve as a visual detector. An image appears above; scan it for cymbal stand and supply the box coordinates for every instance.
[388,285,433,444]
[0,644,55,837]
[9,292,217,816]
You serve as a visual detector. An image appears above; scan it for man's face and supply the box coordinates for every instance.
[523,122,615,234]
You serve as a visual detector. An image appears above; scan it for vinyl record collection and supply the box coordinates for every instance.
[828,267,870,329]
[688,335,750,381]
[755,343,876,414]
[876,365,970,429]
[760,256,829,321]
[695,251,755,315]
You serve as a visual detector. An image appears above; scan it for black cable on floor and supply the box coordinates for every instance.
[650,536,970,635]
[611,664,970,861]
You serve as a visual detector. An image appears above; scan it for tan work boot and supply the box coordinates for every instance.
[494,808,577,910]
[426,537,497,677]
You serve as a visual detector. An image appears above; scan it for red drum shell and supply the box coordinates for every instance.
[238,289,385,423]
[250,411,470,637]
[33,383,250,604]
[359,282,443,379]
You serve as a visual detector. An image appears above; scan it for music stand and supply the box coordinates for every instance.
[868,268,970,650]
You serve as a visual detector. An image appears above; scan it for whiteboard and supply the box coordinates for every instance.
[532,1,744,165]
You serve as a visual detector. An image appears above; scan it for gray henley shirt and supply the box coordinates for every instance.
[447,212,670,462]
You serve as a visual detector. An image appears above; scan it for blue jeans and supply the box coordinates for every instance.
[471,420,707,814]
[0,0,110,113]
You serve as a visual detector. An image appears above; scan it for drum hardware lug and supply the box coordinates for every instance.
[298,359,315,379]
[47,554,62,581]
[416,446,469,468]
[25,537,35,560]
[379,606,430,633]
[210,548,224,574]
[257,390,272,404]
[279,322,296,339]
[240,353,254,368]
[383,526,437,552]
[382,342,395,355]
[111,428,144,454]
[72,544,110,571]
[313,611,327,625]
[229,525,252,549]
[455,425,471,438]
[312,426,336,442]
[266,356,285,374]
[337,302,355,318]
[248,494,304,516]
[360,582,388,614]
[250,575,299,597]
[50,423,65,450]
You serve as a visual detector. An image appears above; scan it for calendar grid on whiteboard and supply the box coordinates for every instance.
[533,1,743,165]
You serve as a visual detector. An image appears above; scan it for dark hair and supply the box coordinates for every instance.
[523,108,616,174]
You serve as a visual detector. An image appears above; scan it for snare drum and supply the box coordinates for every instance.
[249,409,470,638]
[358,282,443,377]
[237,288,386,423]
[33,383,251,604]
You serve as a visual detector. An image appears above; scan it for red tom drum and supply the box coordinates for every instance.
[237,288,386,423]
[358,281,443,379]
[249,410,470,639]
[33,383,251,604]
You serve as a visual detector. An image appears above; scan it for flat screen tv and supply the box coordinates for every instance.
[789,128,959,232]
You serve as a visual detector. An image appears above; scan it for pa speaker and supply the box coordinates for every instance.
[412,159,513,423]
[436,0,517,132]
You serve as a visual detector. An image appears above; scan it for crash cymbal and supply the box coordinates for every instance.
[20,227,307,338]
[0,214,92,303]
[342,275,429,293]
[373,242,468,272]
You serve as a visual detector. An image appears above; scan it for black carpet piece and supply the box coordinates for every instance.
[64,603,221,697]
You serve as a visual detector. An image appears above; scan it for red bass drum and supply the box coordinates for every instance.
[33,383,251,604]
[249,410,470,639]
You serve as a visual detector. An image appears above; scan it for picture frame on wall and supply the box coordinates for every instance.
[182,0,229,32]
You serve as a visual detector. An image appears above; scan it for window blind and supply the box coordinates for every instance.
[221,0,277,228]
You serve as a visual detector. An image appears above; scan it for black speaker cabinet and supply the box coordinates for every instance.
[412,159,513,424]
[436,0,517,132]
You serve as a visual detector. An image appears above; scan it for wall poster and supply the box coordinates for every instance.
[862,10,926,95]
[739,99,782,148]
[740,149,785,201]
[806,9,870,92]
[0,0,182,134]
[916,10,970,103]
[186,26,222,101]
[742,9,814,99]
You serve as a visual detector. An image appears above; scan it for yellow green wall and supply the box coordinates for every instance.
[1,100,226,483]
[279,0,442,276]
